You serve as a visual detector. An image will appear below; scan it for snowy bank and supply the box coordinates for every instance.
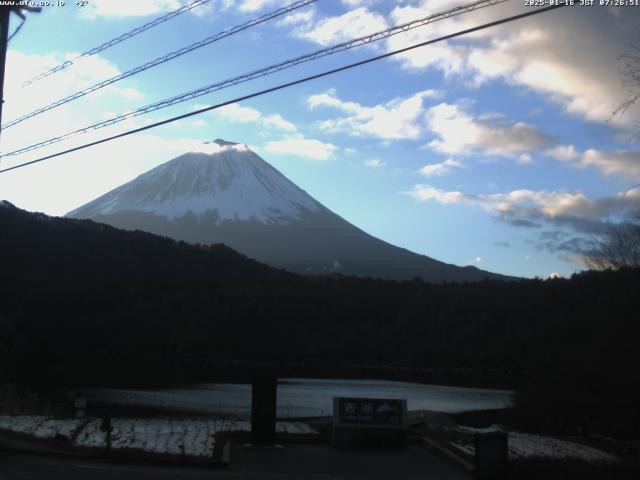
[449,426,615,463]
[0,416,316,458]
[0,416,83,440]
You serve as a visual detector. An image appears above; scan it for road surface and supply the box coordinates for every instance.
[0,442,468,479]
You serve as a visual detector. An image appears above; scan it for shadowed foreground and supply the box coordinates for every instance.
[0,443,467,480]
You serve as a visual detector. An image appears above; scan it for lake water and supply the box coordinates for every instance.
[82,379,513,419]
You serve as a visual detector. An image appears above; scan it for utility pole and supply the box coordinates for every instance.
[0,7,10,136]
[0,6,40,143]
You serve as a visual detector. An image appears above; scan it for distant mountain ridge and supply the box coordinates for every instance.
[67,140,516,283]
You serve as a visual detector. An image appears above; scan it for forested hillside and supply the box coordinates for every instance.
[1,202,639,438]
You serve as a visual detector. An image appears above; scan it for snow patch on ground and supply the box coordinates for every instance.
[507,432,616,462]
[0,416,316,458]
[449,427,615,463]
[0,416,83,439]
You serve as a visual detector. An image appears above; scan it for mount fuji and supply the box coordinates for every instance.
[67,140,512,282]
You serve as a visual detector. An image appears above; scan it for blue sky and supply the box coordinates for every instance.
[1,0,639,278]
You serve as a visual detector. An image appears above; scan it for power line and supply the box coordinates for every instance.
[2,0,317,130]
[1,0,508,159]
[0,2,569,175]
[21,0,212,87]
[7,16,25,43]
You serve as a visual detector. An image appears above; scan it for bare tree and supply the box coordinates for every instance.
[585,212,640,270]
[586,43,640,268]
[612,43,640,139]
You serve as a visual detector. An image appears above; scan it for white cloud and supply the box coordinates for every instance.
[308,88,439,141]
[406,184,640,234]
[277,8,316,28]
[217,103,262,123]
[237,0,279,13]
[342,0,378,7]
[308,89,362,113]
[263,114,296,132]
[289,2,639,128]
[363,158,385,169]
[113,86,144,101]
[374,0,474,76]
[426,103,552,158]
[264,137,337,161]
[297,7,387,46]
[221,0,310,14]
[518,153,533,165]
[384,2,640,128]
[547,145,579,162]
[418,158,462,177]
[580,149,640,181]
[215,103,296,132]
[406,185,468,205]
[1,50,144,156]
[80,0,184,18]
[306,90,550,161]
[5,50,137,114]
[547,145,640,181]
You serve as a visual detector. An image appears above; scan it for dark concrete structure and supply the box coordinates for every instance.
[474,431,508,480]
[250,372,278,445]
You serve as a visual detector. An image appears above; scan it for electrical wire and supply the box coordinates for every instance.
[3,0,317,130]
[21,0,212,86]
[7,17,25,43]
[1,0,508,158]
[0,2,569,175]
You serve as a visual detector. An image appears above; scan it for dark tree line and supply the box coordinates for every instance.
[1,202,639,438]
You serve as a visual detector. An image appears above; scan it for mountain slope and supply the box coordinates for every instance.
[67,140,515,283]
[70,141,321,225]
[0,200,290,289]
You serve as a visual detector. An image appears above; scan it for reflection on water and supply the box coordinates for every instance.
[83,378,513,419]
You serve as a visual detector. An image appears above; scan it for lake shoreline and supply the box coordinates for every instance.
[72,379,514,421]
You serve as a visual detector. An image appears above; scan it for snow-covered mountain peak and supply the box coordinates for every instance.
[67,143,322,225]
